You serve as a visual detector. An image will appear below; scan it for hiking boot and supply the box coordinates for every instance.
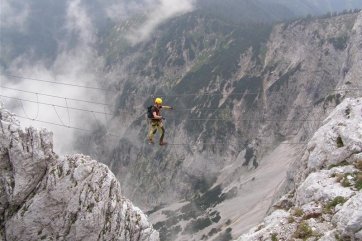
[159,141,167,146]
[148,138,154,144]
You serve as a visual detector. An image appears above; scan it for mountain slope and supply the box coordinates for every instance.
[92,10,362,204]
[76,11,362,241]
[0,104,159,241]
[236,97,362,241]
[2,0,362,69]
[197,0,362,24]
[2,2,362,241]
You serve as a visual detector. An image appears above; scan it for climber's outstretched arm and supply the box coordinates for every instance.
[162,105,173,110]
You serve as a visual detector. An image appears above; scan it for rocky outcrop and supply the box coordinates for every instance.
[89,11,362,207]
[0,104,159,241]
[236,97,362,241]
[74,11,362,240]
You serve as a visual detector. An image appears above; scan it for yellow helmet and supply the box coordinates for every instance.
[155,97,162,105]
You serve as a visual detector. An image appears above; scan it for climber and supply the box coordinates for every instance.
[147,97,173,145]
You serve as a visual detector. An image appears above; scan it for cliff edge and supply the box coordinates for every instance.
[236,98,362,240]
[0,104,159,241]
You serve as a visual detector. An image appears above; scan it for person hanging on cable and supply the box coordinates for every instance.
[147,97,173,145]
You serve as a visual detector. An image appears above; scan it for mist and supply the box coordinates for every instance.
[0,0,196,154]
[126,0,195,44]
[2,0,361,155]
[0,0,106,154]
[0,1,29,29]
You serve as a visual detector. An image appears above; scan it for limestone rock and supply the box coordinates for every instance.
[295,167,355,206]
[235,98,362,240]
[318,230,338,241]
[306,97,362,172]
[332,192,362,239]
[235,210,292,241]
[0,105,159,241]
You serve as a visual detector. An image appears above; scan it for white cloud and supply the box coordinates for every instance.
[66,0,95,47]
[0,0,107,154]
[0,0,29,30]
[105,0,143,22]
[126,0,195,44]
[0,0,195,154]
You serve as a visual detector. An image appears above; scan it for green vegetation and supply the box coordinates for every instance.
[183,217,213,234]
[293,221,313,240]
[328,35,349,50]
[57,165,64,177]
[158,224,182,241]
[345,107,351,118]
[324,196,347,213]
[232,76,263,107]
[327,93,343,105]
[303,212,322,220]
[87,203,95,212]
[214,228,232,241]
[334,172,362,190]
[154,184,228,239]
[192,176,217,194]
[293,207,304,217]
[288,216,295,223]
[271,233,278,241]
[336,136,344,148]
[207,227,221,237]
[222,187,238,200]
[256,225,264,231]
[335,233,342,241]
[210,211,221,223]
[328,160,349,169]
[243,147,255,167]
[355,173,362,190]
[176,23,271,95]
[355,160,362,170]
[342,176,352,187]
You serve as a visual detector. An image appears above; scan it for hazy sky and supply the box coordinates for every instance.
[0,0,196,154]
[126,0,194,44]
[1,0,361,154]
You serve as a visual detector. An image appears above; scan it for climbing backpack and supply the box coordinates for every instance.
[147,106,154,119]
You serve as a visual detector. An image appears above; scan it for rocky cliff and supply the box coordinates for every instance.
[75,11,362,240]
[89,10,362,204]
[1,2,362,241]
[236,97,362,240]
[0,104,159,241]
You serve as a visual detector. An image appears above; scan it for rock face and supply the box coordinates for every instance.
[236,97,362,241]
[74,11,362,240]
[0,105,159,241]
[86,9,362,204]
